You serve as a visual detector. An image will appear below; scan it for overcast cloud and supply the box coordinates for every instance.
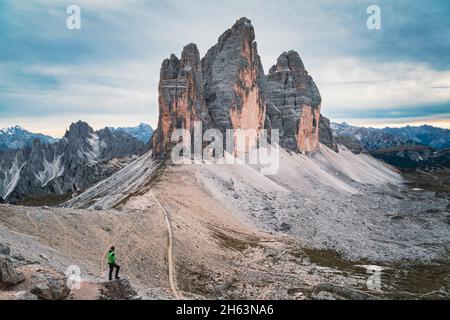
[0,0,449,136]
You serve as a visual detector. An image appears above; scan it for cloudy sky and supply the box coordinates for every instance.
[1,0,449,137]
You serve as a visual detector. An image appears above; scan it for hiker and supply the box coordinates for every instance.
[107,246,120,281]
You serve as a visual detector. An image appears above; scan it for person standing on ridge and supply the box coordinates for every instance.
[107,246,120,281]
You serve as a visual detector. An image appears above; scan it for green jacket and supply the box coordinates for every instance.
[107,250,116,264]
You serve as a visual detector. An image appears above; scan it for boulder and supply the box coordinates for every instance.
[0,243,11,256]
[29,269,70,300]
[99,279,138,300]
[29,280,69,300]
[0,257,26,287]
[14,291,39,300]
[69,279,139,300]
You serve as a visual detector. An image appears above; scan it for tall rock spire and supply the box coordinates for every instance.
[201,17,266,153]
[152,43,208,158]
[265,50,322,153]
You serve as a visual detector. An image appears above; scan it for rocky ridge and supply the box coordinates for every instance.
[0,121,146,203]
[331,122,450,169]
[109,123,154,144]
[0,126,57,151]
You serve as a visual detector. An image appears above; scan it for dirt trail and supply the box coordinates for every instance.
[150,193,182,300]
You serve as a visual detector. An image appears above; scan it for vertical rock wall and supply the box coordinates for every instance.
[202,17,266,152]
[319,115,338,152]
[152,44,207,158]
[265,51,322,153]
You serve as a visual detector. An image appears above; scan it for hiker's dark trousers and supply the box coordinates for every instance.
[108,263,120,280]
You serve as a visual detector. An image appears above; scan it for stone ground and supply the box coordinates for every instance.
[1,146,449,299]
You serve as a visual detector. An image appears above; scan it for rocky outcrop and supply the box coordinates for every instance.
[153,18,267,158]
[99,279,138,300]
[0,257,70,300]
[335,136,365,154]
[0,121,146,203]
[28,266,70,300]
[319,115,338,151]
[202,17,266,153]
[69,279,138,300]
[0,243,11,256]
[0,257,26,287]
[265,51,321,153]
[152,44,209,158]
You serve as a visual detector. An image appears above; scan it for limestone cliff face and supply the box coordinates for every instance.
[202,17,266,152]
[265,51,322,153]
[152,43,208,158]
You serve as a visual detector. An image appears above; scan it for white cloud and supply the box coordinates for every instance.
[0,61,159,135]
[312,58,450,112]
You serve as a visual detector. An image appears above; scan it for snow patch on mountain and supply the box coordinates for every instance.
[0,121,147,203]
[76,133,102,165]
[109,123,154,144]
[0,158,26,199]
[35,154,65,187]
[86,133,101,164]
[0,126,57,151]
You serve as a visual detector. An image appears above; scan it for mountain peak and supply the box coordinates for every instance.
[269,50,305,74]
[233,17,252,28]
[109,123,154,144]
[217,17,255,46]
[1,125,26,135]
[0,125,56,151]
[64,121,94,142]
[180,43,201,71]
[68,121,93,132]
[12,125,25,131]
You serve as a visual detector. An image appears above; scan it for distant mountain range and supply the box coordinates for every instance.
[108,123,153,144]
[331,123,450,169]
[0,122,153,204]
[0,126,58,151]
[331,123,450,150]
[0,123,154,151]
